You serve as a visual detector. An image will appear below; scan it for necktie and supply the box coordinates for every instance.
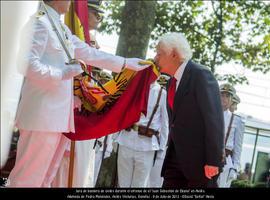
[168,77,177,110]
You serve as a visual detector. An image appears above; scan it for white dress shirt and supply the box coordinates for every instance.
[173,60,188,91]
[116,82,169,151]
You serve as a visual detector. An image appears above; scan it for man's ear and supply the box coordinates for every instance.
[172,48,183,61]
[171,48,178,58]
[172,48,184,63]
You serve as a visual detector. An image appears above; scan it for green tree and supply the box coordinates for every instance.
[100,0,270,84]
[116,0,157,58]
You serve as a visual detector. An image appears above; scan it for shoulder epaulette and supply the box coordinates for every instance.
[233,113,245,124]
[35,10,45,19]
[233,113,242,119]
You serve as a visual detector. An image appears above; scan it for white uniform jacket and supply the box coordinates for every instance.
[15,5,125,133]
[224,110,245,171]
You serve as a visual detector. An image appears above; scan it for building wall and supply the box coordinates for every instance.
[1,1,39,168]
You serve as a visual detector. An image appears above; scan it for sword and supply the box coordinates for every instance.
[41,1,77,65]
[41,1,110,93]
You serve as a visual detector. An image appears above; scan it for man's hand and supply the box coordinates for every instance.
[112,142,118,153]
[62,63,83,80]
[74,96,82,111]
[204,165,219,179]
[125,58,150,71]
[104,151,111,159]
[157,150,165,159]
[228,168,237,181]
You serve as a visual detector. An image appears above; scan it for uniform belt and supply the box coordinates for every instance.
[225,149,233,157]
[125,124,159,138]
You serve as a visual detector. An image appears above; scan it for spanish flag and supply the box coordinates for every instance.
[64,64,159,141]
[65,0,90,44]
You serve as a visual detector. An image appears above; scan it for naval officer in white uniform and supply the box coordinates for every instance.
[115,81,169,187]
[217,83,245,188]
[8,0,149,187]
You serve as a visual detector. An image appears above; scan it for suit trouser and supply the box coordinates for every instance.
[147,157,164,187]
[162,141,217,188]
[117,145,155,187]
[8,129,69,187]
[52,140,95,187]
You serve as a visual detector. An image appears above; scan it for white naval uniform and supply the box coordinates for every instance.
[217,109,245,188]
[115,82,169,187]
[8,4,126,187]
[52,139,96,187]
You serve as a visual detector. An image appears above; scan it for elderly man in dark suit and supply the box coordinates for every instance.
[155,32,224,188]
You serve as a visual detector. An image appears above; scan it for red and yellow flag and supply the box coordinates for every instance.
[64,64,159,141]
[65,0,90,44]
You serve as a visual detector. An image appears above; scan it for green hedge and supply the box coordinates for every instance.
[231,180,253,188]
[231,180,267,188]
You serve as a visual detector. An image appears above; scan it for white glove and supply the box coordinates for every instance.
[112,142,118,153]
[74,96,82,111]
[125,58,150,71]
[228,168,238,181]
[62,63,83,80]
[104,151,111,159]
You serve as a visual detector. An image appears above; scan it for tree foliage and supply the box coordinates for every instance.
[99,0,270,84]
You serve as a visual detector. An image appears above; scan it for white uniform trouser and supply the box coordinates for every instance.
[217,155,235,188]
[147,157,164,187]
[52,140,95,187]
[8,130,69,187]
[117,145,155,187]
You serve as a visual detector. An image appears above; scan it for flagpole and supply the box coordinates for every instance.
[68,140,76,187]
[66,0,76,188]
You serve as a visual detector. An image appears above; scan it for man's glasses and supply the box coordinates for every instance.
[93,11,103,22]
[90,40,96,47]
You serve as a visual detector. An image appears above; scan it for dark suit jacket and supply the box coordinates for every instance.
[161,60,224,180]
